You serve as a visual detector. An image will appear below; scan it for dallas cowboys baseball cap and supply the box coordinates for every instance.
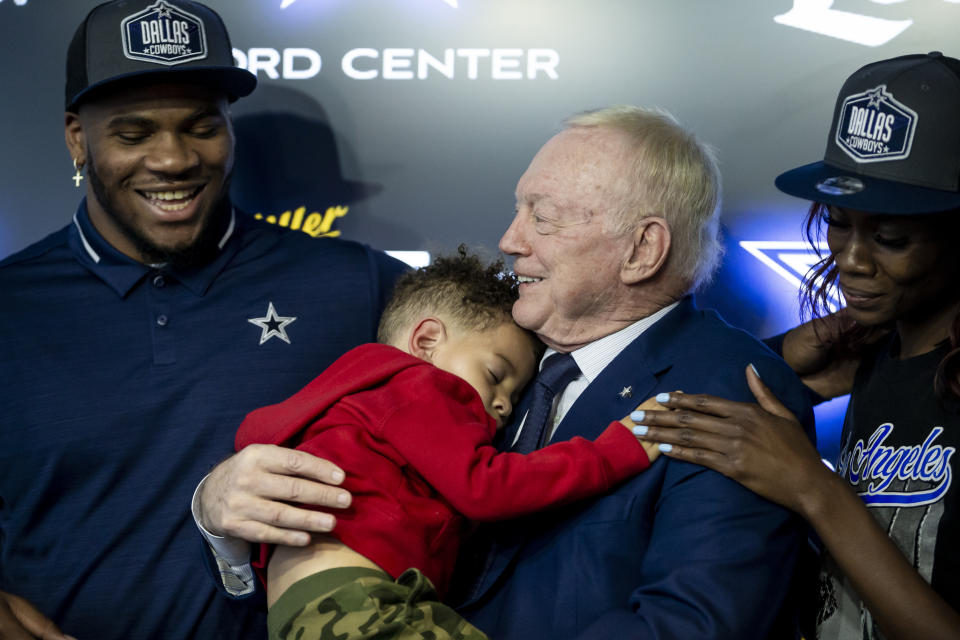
[775,52,960,214]
[65,0,256,112]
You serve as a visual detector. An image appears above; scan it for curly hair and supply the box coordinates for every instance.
[377,245,527,346]
[799,202,960,402]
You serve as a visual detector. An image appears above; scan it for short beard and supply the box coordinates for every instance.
[86,156,232,270]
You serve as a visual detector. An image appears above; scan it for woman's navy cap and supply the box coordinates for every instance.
[776,52,960,214]
[65,0,256,112]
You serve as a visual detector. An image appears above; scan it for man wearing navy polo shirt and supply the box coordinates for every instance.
[0,1,405,638]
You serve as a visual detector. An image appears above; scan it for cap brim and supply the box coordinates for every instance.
[775,161,960,214]
[67,66,257,111]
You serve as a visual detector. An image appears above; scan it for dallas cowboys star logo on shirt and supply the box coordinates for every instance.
[248,302,296,345]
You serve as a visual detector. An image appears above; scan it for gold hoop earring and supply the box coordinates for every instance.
[72,158,84,188]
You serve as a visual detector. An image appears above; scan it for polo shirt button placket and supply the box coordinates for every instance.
[148,271,176,365]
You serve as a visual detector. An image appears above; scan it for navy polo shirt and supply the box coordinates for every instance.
[0,201,406,639]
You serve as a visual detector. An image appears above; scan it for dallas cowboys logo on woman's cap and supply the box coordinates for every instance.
[775,52,960,214]
[65,0,256,112]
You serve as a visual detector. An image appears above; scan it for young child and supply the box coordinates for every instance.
[235,249,661,640]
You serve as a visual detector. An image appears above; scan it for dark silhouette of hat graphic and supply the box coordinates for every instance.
[230,110,382,215]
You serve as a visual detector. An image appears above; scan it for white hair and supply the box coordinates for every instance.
[564,105,724,291]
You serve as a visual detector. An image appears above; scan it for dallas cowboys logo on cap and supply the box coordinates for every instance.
[121,1,208,66]
[774,52,960,215]
[834,84,917,164]
[65,0,256,111]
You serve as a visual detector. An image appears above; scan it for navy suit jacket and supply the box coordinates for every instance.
[453,297,815,639]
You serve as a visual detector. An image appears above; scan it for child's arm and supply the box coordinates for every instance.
[376,376,665,523]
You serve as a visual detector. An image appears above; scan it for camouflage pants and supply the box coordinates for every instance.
[267,566,489,640]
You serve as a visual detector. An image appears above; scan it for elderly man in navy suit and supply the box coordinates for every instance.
[447,106,815,638]
[201,106,815,639]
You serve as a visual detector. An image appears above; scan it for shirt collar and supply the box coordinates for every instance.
[540,301,680,381]
[67,199,240,298]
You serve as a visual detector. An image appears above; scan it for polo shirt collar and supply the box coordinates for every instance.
[67,199,240,298]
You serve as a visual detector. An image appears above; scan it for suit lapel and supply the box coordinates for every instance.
[551,347,659,443]
[551,298,695,443]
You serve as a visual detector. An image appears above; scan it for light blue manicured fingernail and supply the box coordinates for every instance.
[631,410,645,422]
[658,443,673,453]
[633,425,648,436]
[656,392,671,403]
[749,363,760,379]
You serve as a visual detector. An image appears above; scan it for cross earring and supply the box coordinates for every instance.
[72,159,84,188]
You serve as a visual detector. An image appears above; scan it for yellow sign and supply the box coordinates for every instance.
[253,205,348,238]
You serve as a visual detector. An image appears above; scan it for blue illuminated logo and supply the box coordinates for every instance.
[0,0,30,5]
[739,240,841,311]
